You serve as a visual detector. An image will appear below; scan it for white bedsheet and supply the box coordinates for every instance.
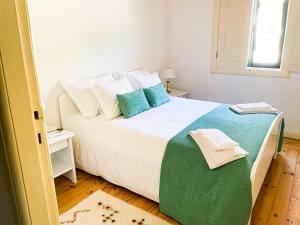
[61,97,220,202]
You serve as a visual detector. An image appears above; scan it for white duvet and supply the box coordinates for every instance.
[61,97,220,202]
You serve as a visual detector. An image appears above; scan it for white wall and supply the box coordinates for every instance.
[28,0,168,126]
[168,0,300,135]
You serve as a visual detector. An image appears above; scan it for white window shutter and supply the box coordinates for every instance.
[282,0,300,72]
[216,0,252,70]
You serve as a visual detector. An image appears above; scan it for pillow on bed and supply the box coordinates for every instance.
[143,83,170,107]
[117,89,150,119]
[91,77,133,120]
[61,73,114,118]
[125,69,162,90]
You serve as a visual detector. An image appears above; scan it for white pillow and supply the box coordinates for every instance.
[61,73,114,118]
[147,72,162,86]
[126,69,162,90]
[91,77,133,120]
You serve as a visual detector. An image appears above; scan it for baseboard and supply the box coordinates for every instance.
[284,131,300,140]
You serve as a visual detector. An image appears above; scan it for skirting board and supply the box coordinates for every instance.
[285,131,300,140]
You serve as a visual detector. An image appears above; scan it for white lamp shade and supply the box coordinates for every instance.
[162,68,176,79]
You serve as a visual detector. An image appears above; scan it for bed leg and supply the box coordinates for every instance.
[247,216,251,225]
[273,151,278,159]
[247,210,253,225]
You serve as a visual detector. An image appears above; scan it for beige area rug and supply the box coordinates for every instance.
[60,190,172,225]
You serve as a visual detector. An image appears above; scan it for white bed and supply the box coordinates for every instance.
[59,93,282,207]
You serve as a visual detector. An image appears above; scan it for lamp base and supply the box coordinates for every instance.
[166,80,171,93]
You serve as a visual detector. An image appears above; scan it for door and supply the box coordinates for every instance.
[0,0,59,224]
[0,125,20,225]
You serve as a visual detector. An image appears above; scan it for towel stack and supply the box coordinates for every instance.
[230,102,278,114]
[190,129,249,169]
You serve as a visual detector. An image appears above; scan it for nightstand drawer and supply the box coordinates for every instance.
[49,140,68,154]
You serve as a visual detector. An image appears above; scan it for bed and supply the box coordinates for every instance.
[59,93,283,224]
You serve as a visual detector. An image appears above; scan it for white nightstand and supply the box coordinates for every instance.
[47,129,77,183]
[168,88,188,98]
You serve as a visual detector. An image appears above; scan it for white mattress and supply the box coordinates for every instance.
[61,96,220,202]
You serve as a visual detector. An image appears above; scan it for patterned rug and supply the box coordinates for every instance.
[60,190,172,225]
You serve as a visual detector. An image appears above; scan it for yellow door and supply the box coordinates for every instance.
[0,0,59,224]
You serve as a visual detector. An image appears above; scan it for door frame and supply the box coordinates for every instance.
[0,0,59,224]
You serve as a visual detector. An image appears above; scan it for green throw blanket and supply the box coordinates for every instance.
[159,105,284,225]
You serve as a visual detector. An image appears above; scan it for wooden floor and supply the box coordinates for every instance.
[55,138,300,225]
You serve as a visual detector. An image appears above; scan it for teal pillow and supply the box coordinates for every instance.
[117,89,150,119]
[143,83,170,107]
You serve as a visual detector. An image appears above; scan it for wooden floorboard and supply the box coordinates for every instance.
[266,150,298,225]
[55,138,300,225]
[251,138,300,225]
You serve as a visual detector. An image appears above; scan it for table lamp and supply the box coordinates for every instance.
[162,68,176,93]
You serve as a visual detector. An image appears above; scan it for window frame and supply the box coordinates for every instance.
[210,0,291,79]
[247,0,289,69]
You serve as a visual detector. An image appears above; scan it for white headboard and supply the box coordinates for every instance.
[58,94,80,128]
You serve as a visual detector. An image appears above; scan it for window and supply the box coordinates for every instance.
[212,0,300,77]
[248,0,288,69]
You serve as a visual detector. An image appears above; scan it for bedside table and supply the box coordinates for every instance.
[47,129,77,183]
[168,88,188,98]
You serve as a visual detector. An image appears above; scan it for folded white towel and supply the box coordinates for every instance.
[195,129,238,151]
[236,102,272,111]
[230,105,278,114]
[190,131,249,169]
